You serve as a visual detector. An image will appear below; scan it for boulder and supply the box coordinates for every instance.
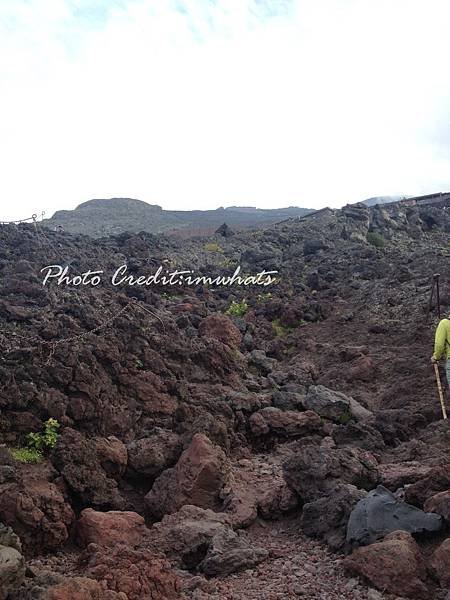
[348,396,374,421]
[77,508,148,547]
[257,480,298,521]
[271,387,306,411]
[283,444,379,502]
[249,408,322,438]
[343,531,429,599]
[304,385,352,423]
[126,429,182,479]
[79,544,181,600]
[0,477,74,554]
[51,428,124,510]
[429,537,450,587]
[424,490,450,521]
[0,524,25,600]
[199,526,268,576]
[405,463,450,507]
[379,462,434,491]
[147,505,268,576]
[198,314,242,348]
[145,433,230,519]
[248,350,277,375]
[346,485,442,548]
[301,484,367,551]
[331,422,384,451]
[221,458,298,527]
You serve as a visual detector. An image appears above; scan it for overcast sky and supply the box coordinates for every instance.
[1,0,450,221]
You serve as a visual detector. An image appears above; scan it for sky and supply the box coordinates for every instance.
[1,0,450,221]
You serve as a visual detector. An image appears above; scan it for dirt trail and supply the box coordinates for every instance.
[191,517,388,600]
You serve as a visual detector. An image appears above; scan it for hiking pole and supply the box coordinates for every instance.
[434,273,441,320]
[433,362,448,419]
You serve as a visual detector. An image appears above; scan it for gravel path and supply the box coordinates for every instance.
[183,517,397,600]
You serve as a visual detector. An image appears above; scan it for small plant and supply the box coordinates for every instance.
[271,318,305,337]
[257,292,272,304]
[135,358,144,369]
[204,242,224,253]
[10,447,43,464]
[226,299,248,317]
[366,231,385,248]
[219,257,235,268]
[272,318,292,337]
[27,418,60,452]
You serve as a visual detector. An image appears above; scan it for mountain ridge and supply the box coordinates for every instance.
[44,197,313,237]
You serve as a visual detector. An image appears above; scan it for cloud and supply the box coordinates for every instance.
[1,0,450,220]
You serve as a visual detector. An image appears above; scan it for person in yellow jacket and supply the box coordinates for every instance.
[431,317,450,385]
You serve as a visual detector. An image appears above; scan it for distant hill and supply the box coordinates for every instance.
[43,198,313,237]
[361,195,409,207]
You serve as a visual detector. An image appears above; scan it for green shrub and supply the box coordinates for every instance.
[272,318,292,337]
[204,242,224,253]
[27,418,60,452]
[226,299,248,317]
[366,231,385,248]
[272,318,305,337]
[10,447,42,464]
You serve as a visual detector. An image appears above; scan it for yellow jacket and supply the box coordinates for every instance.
[434,318,450,360]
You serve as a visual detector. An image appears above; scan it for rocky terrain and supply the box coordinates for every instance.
[2,200,450,598]
[43,198,312,237]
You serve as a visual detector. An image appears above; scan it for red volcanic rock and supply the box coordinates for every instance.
[379,462,434,491]
[126,429,182,479]
[0,476,74,554]
[347,355,375,382]
[405,463,450,507]
[198,313,242,347]
[429,537,450,587]
[77,508,147,548]
[80,544,181,600]
[424,490,450,521]
[51,428,125,510]
[93,436,127,479]
[249,407,322,437]
[41,577,121,600]
[145,433,230,519]
[343,531,428,599]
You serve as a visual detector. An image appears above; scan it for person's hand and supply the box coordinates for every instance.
[431,355,438,364]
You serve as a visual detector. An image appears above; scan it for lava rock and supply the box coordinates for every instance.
[346,485,442,548]
[145,433,230,519]
[301,484,367,551]
[249,408,322,438]
[283,444,379,502]
[429,537,450,587]
[77,508,148,547]
[303,385,352,423]
[126,429,182,479]
[0,524,25,600]
[343,531,429,599]
[198,313,242,348]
